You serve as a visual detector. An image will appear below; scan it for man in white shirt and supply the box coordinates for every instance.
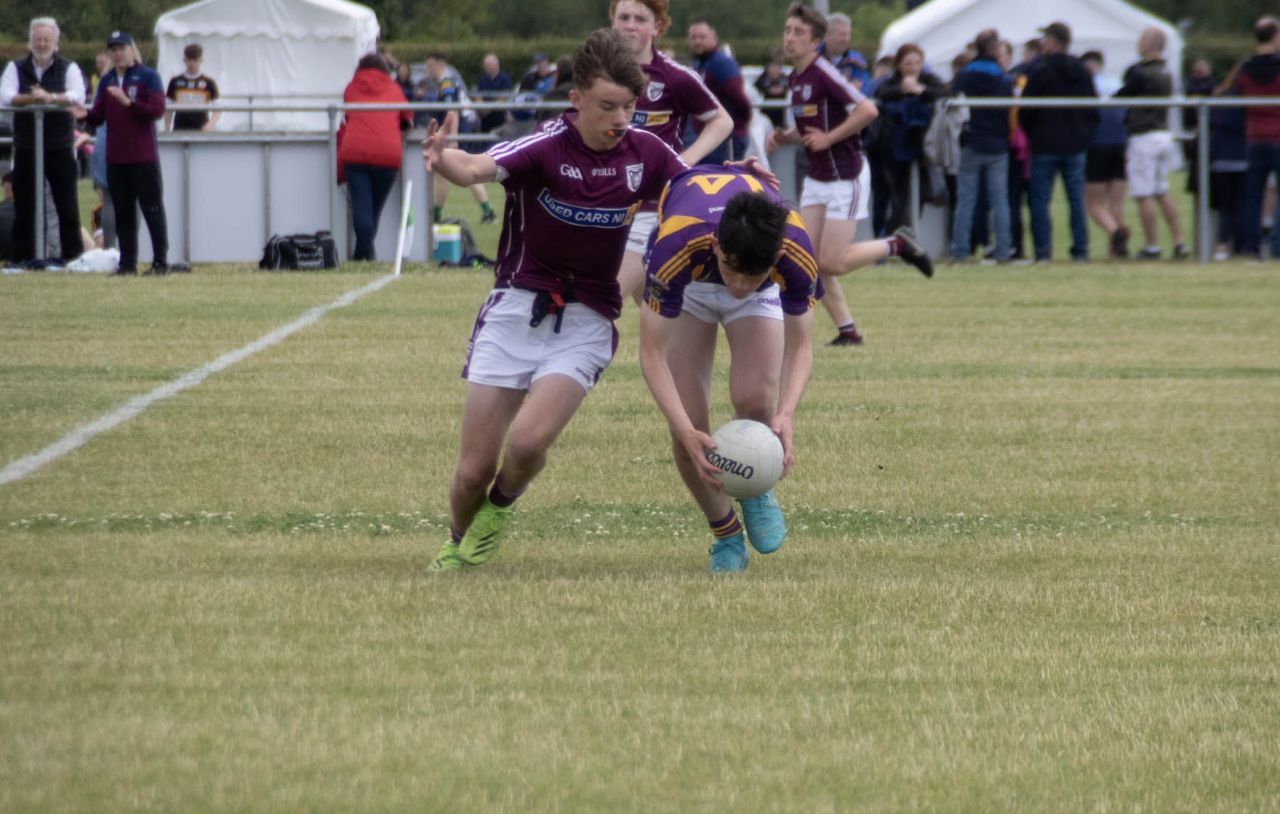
[0,16,86,262]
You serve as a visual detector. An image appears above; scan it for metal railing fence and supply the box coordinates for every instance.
[3,96,1277,264]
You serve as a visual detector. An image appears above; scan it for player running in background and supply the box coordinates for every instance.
[767,3,932,347]
[609,0,735,304]
[639,166,817,572]
[420,29,688,572]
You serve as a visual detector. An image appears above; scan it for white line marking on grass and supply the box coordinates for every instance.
[0,273,399,487]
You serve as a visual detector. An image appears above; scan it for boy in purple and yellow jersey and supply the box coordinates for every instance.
[639,166,818,572]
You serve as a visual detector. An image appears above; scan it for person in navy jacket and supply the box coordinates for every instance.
[84,31,171,275]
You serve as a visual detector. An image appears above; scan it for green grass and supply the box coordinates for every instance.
[2,202,1278,809]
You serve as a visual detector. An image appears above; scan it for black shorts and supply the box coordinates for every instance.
[1086,144,1126,183]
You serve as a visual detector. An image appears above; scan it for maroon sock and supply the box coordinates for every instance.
[487,475,523,508]
[885,235,905,257]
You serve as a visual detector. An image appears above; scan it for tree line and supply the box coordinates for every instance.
[0,0,1264,43]
[0,0,1260,79]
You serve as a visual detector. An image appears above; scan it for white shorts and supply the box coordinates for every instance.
[462,288,617,393]
[1127,131,1175,198]
[682,281,783,325]
[799,160,871,221]
[625,211,659,255]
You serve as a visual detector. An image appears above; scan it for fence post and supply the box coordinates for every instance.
[327,106,339,256]
[33,109,45,259]
[1196,100,1211,264]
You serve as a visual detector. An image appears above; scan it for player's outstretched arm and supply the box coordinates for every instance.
[638,307,723,489]
[772,311,814,476]
[422,111,498,188]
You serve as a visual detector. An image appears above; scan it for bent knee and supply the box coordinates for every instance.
[454,460,498,493]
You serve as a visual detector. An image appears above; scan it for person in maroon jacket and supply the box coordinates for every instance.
[83,31,171,275]
[337,53,412,261]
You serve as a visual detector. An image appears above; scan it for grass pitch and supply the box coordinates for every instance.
[2,239,1279,809]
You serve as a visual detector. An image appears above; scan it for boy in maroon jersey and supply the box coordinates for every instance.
[767,3,930,346]
[421,29,689,572]
[609,0,734,305]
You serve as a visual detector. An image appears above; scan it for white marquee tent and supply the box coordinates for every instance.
[878,0,1182,86]
[154,0,381,131]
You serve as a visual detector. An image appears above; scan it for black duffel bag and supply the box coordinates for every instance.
[259,231,339,271]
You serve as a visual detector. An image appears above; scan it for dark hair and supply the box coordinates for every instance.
[357,53,388,72]
[786,3,827,42]
[1081,50,1104,64]
[1256,17,1279,43]
[572,28,646,97]
[425,50,448,63]
[1023,38,1041,54]
[973,29,999,59]
[555,55,574,85]
[183,43,202,61]
[716,192,788,276]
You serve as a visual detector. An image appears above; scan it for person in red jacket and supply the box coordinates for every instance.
[338,53,412,261]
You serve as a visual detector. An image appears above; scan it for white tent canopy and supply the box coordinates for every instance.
[155,0,380,132]
[878,0,1182,86]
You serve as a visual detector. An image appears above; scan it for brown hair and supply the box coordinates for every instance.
[573,28,646,98]
[183,43,202,61]
[973,29,999,59]
[786,3,827,42]
[894,43,923,69]
[608,0,671,36]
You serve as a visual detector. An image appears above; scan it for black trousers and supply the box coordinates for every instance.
[108,162,168,270]
[12,145,82,262]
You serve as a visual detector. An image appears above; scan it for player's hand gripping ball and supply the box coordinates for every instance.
[707,419,784,498]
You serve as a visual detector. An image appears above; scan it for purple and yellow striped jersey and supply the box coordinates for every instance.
[643,167,819,318]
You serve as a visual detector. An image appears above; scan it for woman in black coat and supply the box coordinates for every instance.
[873,43,946,233]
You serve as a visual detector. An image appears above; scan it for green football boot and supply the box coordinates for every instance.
[427,541,464,573]
[458,501,513,565]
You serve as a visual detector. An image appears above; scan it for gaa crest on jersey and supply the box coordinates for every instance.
[646,81,665,102]
[802,85,812,101]
[626,163,644,192]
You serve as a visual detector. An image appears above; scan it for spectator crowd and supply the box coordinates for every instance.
[2,11,1278,269]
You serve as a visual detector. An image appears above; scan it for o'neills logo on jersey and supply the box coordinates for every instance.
[706,449,754,480]
[537,189,633,228]
[625,164,644,192]
[646,81,665,102]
